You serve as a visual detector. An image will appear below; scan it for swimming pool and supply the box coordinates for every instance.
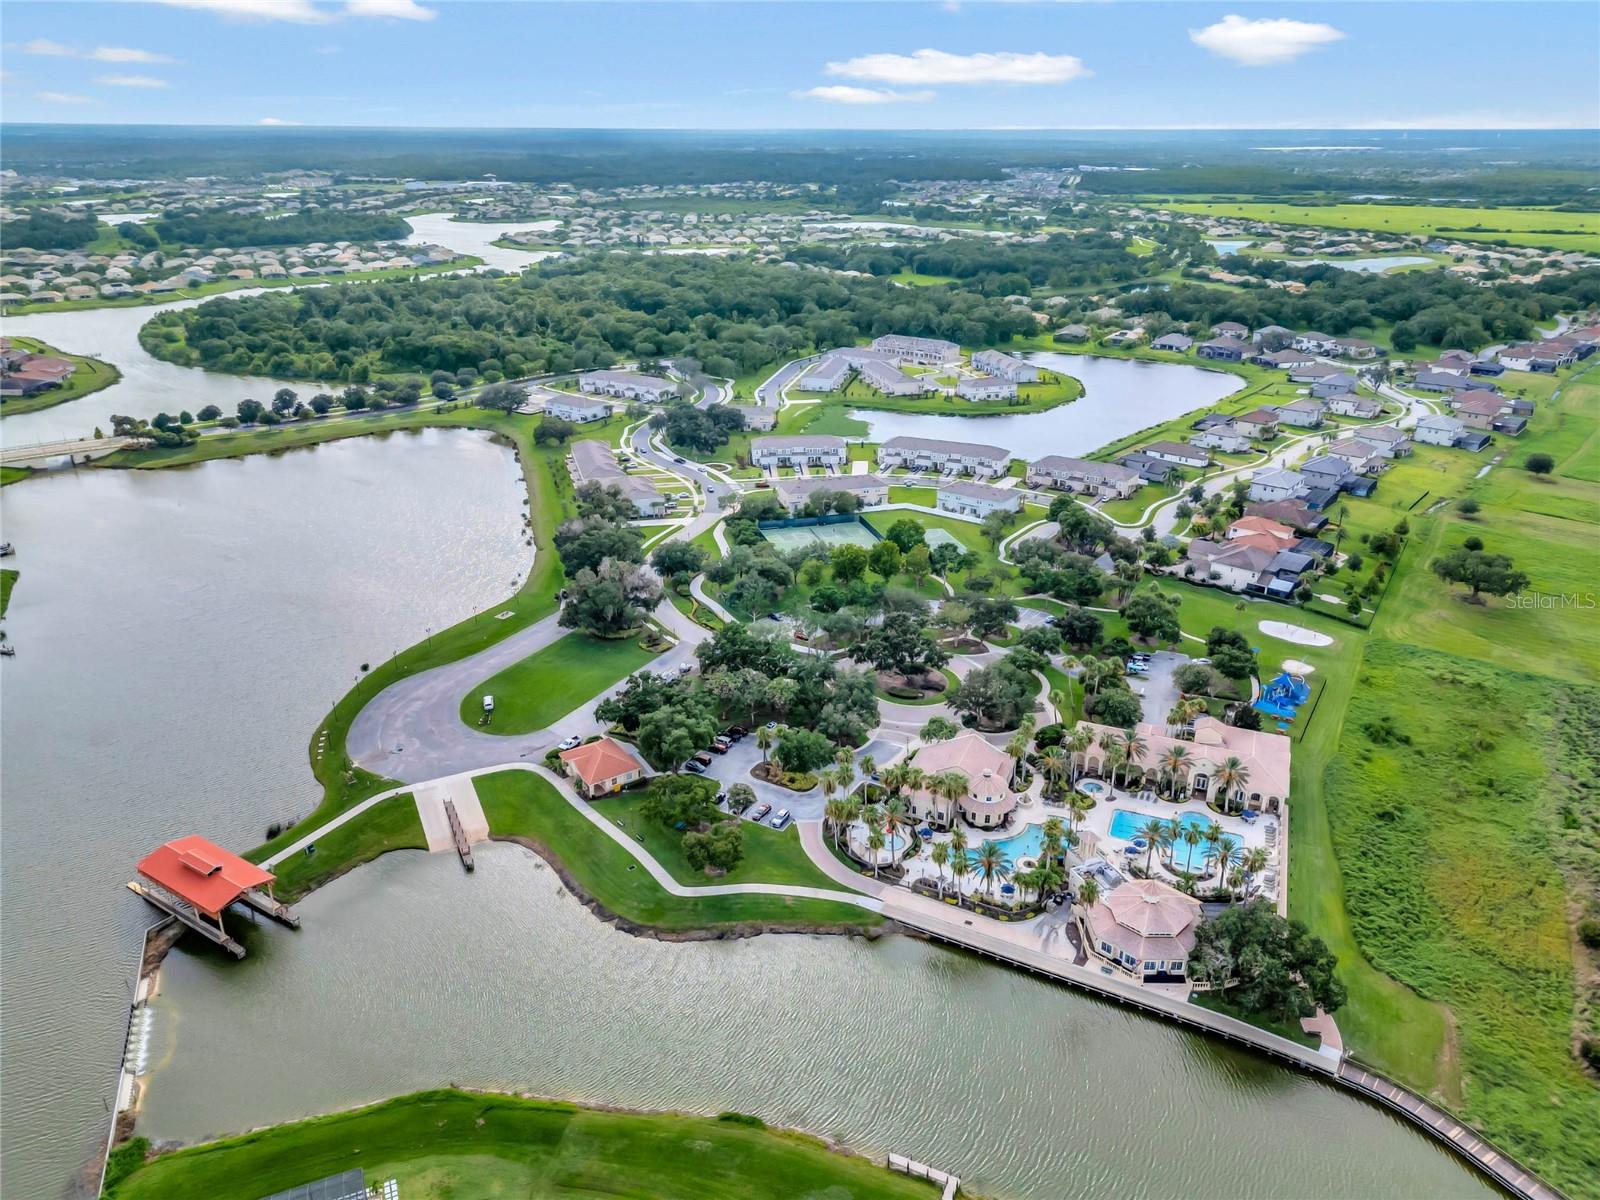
[1107,809,1215,873]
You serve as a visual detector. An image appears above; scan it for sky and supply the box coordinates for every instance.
[2,0,1596,130]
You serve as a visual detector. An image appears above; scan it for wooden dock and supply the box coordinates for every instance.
[444,799,474,871]
[238,887,301,929]
[888,1154,959,1199]
[127,881,246,958]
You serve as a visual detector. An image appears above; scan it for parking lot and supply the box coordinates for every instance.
[692,729,903,828]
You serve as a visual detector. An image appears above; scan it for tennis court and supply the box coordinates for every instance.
[760,519,881,552]
[923,528,965,552]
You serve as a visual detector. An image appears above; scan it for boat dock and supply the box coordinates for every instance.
[888,1154,960,1199]
[126,881,247,958]
[129,834,299,960]
[444,799,474,871]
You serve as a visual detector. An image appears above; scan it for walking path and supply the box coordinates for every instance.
[689,572,734,622]
[413,773,489,851]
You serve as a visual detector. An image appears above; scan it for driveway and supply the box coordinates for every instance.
[346,598,708,784]
[700,733,824,818]
[1134,649,1189,727]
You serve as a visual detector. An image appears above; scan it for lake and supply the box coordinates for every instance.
[0,432,529,1197]
[844,352,1245,459]
[1300,255,1434,274]
[1206,239,1255,255]
[138,844,1496,1200]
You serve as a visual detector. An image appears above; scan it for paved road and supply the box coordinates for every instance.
[346,598,708,784]
[1135,650,1189,727]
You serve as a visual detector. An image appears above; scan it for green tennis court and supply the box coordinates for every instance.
[923,528,964,552]
[760,519,881,552]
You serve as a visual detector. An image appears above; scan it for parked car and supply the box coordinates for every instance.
[692,751,714,767]
[557,734,581,751]
[708,740,729,755]
[749,802,772,821]
[682,759,707,774]
[768,809,792,830]
[482,695,496,713]
[724,726,746,740]
[673,456,686,464]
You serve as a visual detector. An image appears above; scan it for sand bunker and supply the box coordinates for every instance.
[1281,658,1317,675]
[1258,620,1334,647]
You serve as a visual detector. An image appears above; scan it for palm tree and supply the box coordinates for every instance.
[1120,730,1148,792]
[976,841,1011,899]
[755,724,775,765]
[823,797,851,848]
[1067,791,1093,839]
[934,771,968,830]
[1176,823,1204,874]
[1005,729,1030,785]
[1039,748,1065,798]
[1049,688,1070,726]
[1041,816,1067,864]
[1077,875,1100,911]
[1213,755,1250,813]
[858,753,876,788]
[866,826,886,878]
[949,824,968,855]
[930,840,950,897]
[1137,817,1169,876]
[883,796,910,857]
[949,846,971,897]
[820,769,840,807]
[1103,744,1127,792]
[1034,857,1066,902]
[1158,745,1190,799]
[1213,834,1240,892]
[1065,726,1094,780]
[1242,845,1270,895]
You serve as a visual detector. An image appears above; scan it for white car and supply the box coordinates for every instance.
[557,735,582,751]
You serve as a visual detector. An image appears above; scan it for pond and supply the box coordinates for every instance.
[844,352,1246,459]
[1299,255,1434,274]
[1206,239,1255,255]
[139,843,1496,1200]
[0,431,529,1197]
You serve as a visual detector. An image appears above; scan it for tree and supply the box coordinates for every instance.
[1174,662,1215,695]
[1122,592,1181,644]
[651,541,707,586]
[558,559,662,636]
[868,538,902,580]
[1457,497,1480,516]
[683,822,745,873]
[475,381,526,412]
[949,663,1036,730]
[980,507,1016,550]
[1190,899,1345,1022]
[1525,452,1554,475]
[640,775,721,829]
[236,398,265,424]
[1430,548,1529,603]
[1211,644,1257,683]
[965,593,1018,640]
[883,518,926,553]
[534,415,577,445]
[196,404,222,421]
[854,611,947,679]
[775,727,834,775]
[901,544,932,586]
[1086,687,1141,729]
[830,543,870,583]
[919,716,958,743]
[271,387,298,415]
[1055,607,1102,649]
[635,695,719,770]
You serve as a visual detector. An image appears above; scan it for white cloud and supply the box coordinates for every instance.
[145,0,335,24]
[90,46,178,62]
[22,38,76,56]
[36,90,94,104]
[344,0,436,19]
[825,49,1090,86]
[256,116,301,125]
[1188,15,1345,67]
[794,85,935,105]
[97,73,170,87]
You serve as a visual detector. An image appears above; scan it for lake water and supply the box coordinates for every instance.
[0,432,529,1197]
[845,352,1245,459]
[1206,239,1255,255]
[401,211,564,273]
[140,845,1494,1200]
[1300,255,1434,274]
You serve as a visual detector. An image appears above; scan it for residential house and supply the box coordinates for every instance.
[1104,328,1145,348]
[1332,337,1379,359]
[1080,878,1202,983]
[544,393,613,424]
[1324,393,1382,418]
[1351,425,1412,458]
[1414,413,1476,448]
[578,370,677,403]
[1497,343,1561,372]
[1412,369,1482,393]
[1322,438,1387,474]
[1231,409,1281,438]
[906,733,1017,829]
[956,375,1016,402]
[1025,455,1143,498]
[1226,515,1299,550]
[1150,333,1193,352]
[871,334,961,365]
[1244,499,1327,533]
[1248,468,1309,503]
[727,404,776,431]
[878,436,1011,478]
[1252,348,1316,370]
[566,440,666,516]
[774,473,889,513]
[1252,324,1295,348]
[751,435,847,469]
[1289,362,1343,383]
[559,737,648,797]
[1275,400,1326,428]
[1196,336,1246,362]
[797,355,852,392]
[1119,452,1181,483]
[859,357,933,396]
[1292,331,1339,353]
[1190,428,1252,453]
[1140,440,1210,469]
[971,348,1039,382]
[1211,321,1248,339]
[936,480,1022,519]
[1310,374,1359,401]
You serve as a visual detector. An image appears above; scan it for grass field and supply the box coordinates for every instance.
[459,632,659,734]
[0,336,121,417]
[105,1089,935,1200]
[475,770,877,931]
[264,792,425,903]
[1155,200,1600,253]
[0,567,16,619]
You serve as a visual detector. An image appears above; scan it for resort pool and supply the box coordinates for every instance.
[1107,810,1215,873]
[1077,779,1108,798]
[990,825,1044,863]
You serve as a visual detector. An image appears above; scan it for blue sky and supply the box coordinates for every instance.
[3,1,1596,129]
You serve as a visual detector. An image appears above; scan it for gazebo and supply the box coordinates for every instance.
[132,835,297,958]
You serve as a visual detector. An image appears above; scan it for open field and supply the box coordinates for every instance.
[0,567,16,618]
[1154,200,1600,253]
[105,1089,933,1200]
[475,770,878,931]
[459,632,659,734]
[0,336,122,417]
[264,792,425,903]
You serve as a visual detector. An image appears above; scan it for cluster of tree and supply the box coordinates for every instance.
[596,671,721,770]
[1431,543,1529,604]
[1190,899,1346,1022]
[1118,267,1600,354]
[143,253,1039,382]
[639,776,745,872]
[108,411,199,448]
[150,208,412,249]
[651,403,744,453]
[555,482,662,636]
[5,211,103,250]
[949,659,1041,731]
[787,231,1162,296]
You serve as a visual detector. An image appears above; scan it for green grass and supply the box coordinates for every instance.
[1192,991,1320,1048]
[0,467,32,487]
[0,336,122,417]
[105,1088,934,1200]
[475,770,877,932]
[0,567,16,618]
[265,792,425,903]
[1155,199,1600,252]
[3,256,482,317]
[460,632,659,734]
[888,269,957,286]
[591,788,847,890]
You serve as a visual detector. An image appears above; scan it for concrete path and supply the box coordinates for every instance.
[346,598,707,784]
[689,572,734,622]
[413,773,490,851]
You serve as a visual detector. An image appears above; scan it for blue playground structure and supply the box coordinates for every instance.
[1254,671,1311,722]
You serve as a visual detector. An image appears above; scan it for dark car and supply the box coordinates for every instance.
[749,802,772,822]
[681,759,707,774]
[692,750,714,767]
[724,726,746,740]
